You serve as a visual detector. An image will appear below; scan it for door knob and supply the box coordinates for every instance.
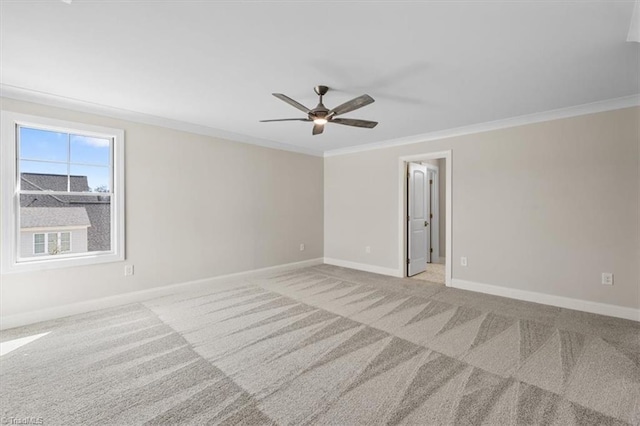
[425,221,429,227]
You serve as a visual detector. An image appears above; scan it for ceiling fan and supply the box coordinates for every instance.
[260,85,378,135]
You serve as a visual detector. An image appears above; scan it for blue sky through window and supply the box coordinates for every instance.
[19,127,111,191]
[19,127,67,162]
[70,134,110,165]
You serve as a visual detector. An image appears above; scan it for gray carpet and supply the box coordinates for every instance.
[1,264,639,425]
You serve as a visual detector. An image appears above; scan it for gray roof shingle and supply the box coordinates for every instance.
[21,207,91,229]
[21,173,90,192]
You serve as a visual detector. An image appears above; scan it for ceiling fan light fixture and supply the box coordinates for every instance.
[313,118,328,125]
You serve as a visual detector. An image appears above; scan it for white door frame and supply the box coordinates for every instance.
[424,163,440,262]
[398,150,452,286]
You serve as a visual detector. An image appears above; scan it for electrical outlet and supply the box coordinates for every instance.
[299,243,305,251]
[124,264,134,276]
[460,257,468,267]
[365,246,371,254]
[601,273,613,285]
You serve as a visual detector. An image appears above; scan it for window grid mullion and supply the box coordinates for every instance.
[19,158,111,168]
[17,190,114,196]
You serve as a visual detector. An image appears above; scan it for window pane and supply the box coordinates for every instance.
[33,234,45,254]
[47,233,59,254]
[60,232,71,252]
[19,195,110,259]
[20,162,68,191]
[70,135,110,166]
[70,165,110,193]
[19,127,68,162]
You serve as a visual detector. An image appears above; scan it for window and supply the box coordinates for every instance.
[33,232,72,255]
[1,112,125,273]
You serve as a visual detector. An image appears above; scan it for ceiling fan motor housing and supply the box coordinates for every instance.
[310,108,329,120]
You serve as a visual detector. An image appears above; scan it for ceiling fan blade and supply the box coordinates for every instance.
[331,118,378,128]
[273,93,311,113]
[260,118,310,122]
[329,94,375,116]
[312,123,324,135]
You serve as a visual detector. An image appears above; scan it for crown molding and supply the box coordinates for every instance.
[323,94,640,157]
[0,84,324,158]
[2,84,637,160]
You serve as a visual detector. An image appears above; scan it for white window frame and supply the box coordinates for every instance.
[1,111,125,273]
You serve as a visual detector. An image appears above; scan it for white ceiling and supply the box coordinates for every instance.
[1,0,638,154]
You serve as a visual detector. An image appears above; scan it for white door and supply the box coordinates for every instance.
[407,163,430,276]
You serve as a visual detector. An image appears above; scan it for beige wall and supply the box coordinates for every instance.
[1,98,324,317]
[2,99,637,317]
[325,107,639,309]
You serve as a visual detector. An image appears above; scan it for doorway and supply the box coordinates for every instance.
[408,161,443,282]
[398,151,452,286]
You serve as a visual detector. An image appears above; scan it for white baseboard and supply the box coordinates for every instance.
[323,257,404,278]
[0,258,324,330]
[451,278,640,322]
[6,258,635,330]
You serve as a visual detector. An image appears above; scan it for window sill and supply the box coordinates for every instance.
[1,252,125,274]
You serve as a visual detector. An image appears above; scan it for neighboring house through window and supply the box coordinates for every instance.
[33,232,72,255]
[22,205,91,256]
[1,112,125,273]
